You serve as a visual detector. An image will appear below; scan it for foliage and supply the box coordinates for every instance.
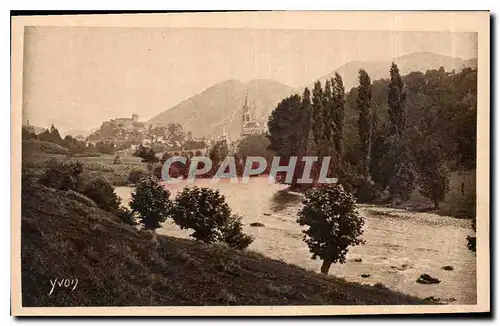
[82,178,121,213]
[209,140,229,165]
[172,187,253,249]
[116,207,137,226]
[297,184,365,274]
[387,63,406,137]
[380,134,416,204]
[236,133,273,161]
[129,176,172,231]
[128,169,147,184]
[22,126,37,140]
[39,161,84,191]
[356,69,374,179]
[267,76,346,187]
[133,144,159,163]
[416,157,451,208]
[37,125,65,146]
[95,141,116,155]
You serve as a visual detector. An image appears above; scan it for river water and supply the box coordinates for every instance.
[115,176,477,304]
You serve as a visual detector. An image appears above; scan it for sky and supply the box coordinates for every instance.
[22,26,477,135]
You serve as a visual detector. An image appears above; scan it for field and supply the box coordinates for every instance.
[22,140,149,186]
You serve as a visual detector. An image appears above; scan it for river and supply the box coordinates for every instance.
[114,176,477,304]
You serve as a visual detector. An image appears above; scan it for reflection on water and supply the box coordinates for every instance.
[115,176,476,304]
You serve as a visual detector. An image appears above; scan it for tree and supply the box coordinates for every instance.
[39,161,84,191]
[133,144,159,163]
[267,94,302,156]
[388,62,406,137]
[172,187,253,249]
[356,69,373,180]
[22,126,37,140]
[380,134,416,204]
[209,140,229,164]
[311,81,325,156]
[297,184,365,274]
[236,133,273,162]
[82,178,121,212]
[332,73,346,167]
[417,162,450,208]
[49,124,64,145]
[166,123,185,146]
[95,141,116,155]
[129,176,172,231]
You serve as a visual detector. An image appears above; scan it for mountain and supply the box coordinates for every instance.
[148,79,294,140]
[303,52,478,91]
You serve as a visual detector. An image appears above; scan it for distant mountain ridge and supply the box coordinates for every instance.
[149,52,478,140]
[148,79,294,140]
[302,52,477,91]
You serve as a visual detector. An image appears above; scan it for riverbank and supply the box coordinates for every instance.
[21,183,425,306]
[116,176,477,304]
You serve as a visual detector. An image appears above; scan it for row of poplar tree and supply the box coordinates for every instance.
[267,62,477,207]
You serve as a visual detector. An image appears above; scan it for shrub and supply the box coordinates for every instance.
[128,169,147,184]
[218,214,254,250]
[39,161,84,191]
[356,178,381,203]
[133,145,159,163]
[172,187,253,249]
[117,207,137,226]
[82,178,121,213]
[417,163,451,208]
[130,176,172,231]
[297,184,365,274]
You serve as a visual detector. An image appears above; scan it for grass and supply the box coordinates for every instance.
[21,183,427,307]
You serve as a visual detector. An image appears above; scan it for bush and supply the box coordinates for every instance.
[82,178,121,213]
[356,178,381,203]
[172,187,253,249]
[128,169,147,184]
[39,161,84,191]
[297,184,365,274]
[417,163,451,208]
[133,145,159,163]
[117,207,137,226]
[130,176,172,231]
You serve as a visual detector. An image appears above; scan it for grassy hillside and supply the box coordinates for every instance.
[21,184,426,306]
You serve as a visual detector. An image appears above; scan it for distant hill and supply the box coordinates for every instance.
[148,79,295,140]
[64,127,99,138]
[302,52,478,91]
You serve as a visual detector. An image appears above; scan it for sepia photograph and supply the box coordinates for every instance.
[11,11,490,316]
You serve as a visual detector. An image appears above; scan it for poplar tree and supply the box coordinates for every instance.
[332,73,346,168]
[356,69,373,180]
[388,62,406,137]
